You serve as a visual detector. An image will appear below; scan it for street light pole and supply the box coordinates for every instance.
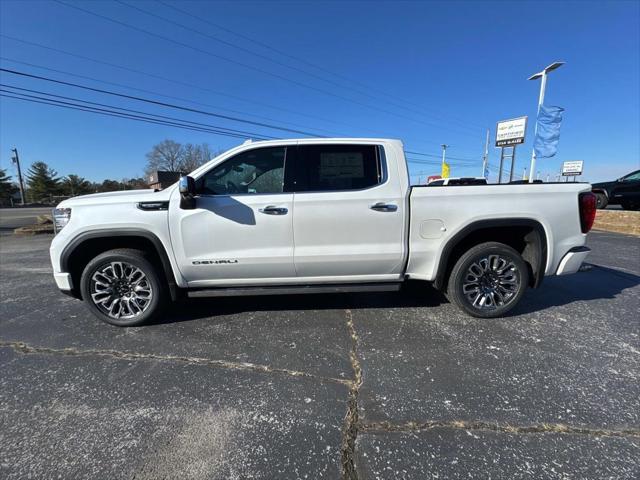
[481,129,489,178]
[441,144,448,177]
[11,148,26,205]
[527,61,564,183]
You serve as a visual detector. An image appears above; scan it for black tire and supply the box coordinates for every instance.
[595,192,608,209]
[447,242,529,318]
[80,248,167,326]
[620,200,640,211]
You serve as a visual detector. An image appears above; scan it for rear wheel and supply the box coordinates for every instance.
[594,192,608,209]
[447,242,529,318]
[80,249,167,326]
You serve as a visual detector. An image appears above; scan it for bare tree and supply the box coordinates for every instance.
[145,140,184,175]
[181,143,213,173]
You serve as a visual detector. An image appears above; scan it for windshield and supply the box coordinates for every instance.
[621,170,640,181]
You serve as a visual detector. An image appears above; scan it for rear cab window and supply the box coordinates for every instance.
[294,144,384,192]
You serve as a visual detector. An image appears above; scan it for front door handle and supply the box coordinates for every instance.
[259,205,288,215]
[370,202,398,212]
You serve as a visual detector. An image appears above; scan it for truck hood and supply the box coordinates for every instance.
[57,188,173,208]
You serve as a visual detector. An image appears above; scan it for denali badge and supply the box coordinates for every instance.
[192,259,239,265]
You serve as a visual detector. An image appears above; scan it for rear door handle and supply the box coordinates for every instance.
[259,205,288,215]
[370,202,398,212]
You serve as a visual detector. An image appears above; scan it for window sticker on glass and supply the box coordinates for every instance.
[319,152,365,179]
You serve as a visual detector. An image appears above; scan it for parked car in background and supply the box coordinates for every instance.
[592,170,640,210]
[427,177,488,186]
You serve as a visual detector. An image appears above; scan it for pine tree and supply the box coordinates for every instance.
[62,174,93,196]
[26,162,61,202]
[0,168,18,205]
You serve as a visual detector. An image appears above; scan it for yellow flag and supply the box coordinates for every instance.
[442,161,450,178]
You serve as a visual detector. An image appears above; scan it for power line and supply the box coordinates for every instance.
[0,84,275,139]
[0,66,481,163]
[0,34,358,134]
[405,149,479,162]
[0,92,272,140]
[0,67,325,137]
[52,0,485,137]
[0,54,340,136]
[3,88,481,168]
[155,0,487,132]
[1,36,481,149]
[406,157,478,168]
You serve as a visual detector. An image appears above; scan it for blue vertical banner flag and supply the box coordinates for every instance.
[534,105,564,158]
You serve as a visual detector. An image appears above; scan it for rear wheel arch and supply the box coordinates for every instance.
[61,229,180,300]
[433,219,548,292]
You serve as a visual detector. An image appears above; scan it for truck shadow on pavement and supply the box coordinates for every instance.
[157,282,446,325]
[155,265,640,324]
[511,264,640,316]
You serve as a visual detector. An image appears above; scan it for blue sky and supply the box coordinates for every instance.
[1,0,638,184]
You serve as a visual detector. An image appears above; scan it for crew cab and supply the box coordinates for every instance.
[50,138,597,326]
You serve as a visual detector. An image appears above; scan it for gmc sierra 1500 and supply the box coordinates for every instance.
[50,138,596,326]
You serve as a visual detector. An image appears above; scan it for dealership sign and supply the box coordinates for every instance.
[562,160,583,176]
[495,116,528,147]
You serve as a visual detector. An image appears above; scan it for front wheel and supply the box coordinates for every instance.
[447,242,529,318]
[80,248,167,326]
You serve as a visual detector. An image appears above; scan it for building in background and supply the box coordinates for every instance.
[148,171,182,190]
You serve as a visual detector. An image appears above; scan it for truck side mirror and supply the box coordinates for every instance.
[179,176,196,210]
[179,175,195,194]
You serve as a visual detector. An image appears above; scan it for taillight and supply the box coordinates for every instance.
[579,192,597,233]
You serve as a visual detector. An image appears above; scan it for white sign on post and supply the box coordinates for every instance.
[495,116,528,147]
[562,160,583,176]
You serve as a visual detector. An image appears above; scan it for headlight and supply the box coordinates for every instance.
[52,208,72,233]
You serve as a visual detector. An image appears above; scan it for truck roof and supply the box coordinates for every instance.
[240,137,404,147]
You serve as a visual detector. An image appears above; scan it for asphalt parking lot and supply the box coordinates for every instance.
[1,231,639,479]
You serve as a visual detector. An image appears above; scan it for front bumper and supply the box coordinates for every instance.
[556,246,591,275]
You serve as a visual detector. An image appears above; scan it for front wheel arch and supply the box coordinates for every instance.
[62,230,180,301]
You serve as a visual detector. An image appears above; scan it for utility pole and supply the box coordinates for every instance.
[481,129,489,178]
[10,148,26,205]
[527,62,565,183]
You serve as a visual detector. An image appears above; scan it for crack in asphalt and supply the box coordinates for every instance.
[341,309,363,480]
[359,420,640,438]
[0,340,353,387]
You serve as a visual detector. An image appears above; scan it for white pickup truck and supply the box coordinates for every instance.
[50,138,596,326]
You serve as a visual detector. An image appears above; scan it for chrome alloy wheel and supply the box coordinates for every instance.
[90,262,153,319]
[462,254,520,310]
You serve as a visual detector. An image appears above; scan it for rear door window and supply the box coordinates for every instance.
[294,144,383,192]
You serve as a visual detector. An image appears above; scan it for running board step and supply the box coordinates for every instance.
[187,282,402,298]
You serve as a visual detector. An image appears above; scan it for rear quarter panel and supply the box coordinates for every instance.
[407,183,591,281]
